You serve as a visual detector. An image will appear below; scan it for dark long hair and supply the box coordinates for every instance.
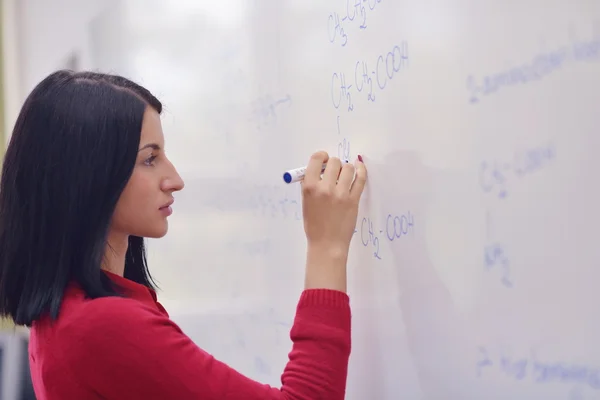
[0,70,162,326]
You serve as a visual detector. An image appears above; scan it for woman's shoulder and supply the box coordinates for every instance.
[64,289,166,332]
[33,284,169,342]
[30,287,178,369]
[29,286,187,397]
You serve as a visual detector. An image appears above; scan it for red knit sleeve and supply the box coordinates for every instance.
[64,289,352,400]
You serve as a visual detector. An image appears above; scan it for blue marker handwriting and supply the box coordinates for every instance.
[356,211,415,260]
[207,183,302,221]
[467,34,600,103]
[327,0,384,47]
[359,217,384,260]
[252,184,303,220]
[479,143,556,199]
[385,212,415,242]
[249,93,292,130]
[336,115,352,161]
[338,137,351,161]
[331,42,408,112]
[477,346,600,391]
[483,242,512,288]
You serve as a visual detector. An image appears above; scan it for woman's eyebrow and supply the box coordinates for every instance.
[138,143,161,152]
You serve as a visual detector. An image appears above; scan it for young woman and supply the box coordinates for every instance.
[0,70,367,399]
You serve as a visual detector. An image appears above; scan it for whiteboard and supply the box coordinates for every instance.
[88,1,600,398]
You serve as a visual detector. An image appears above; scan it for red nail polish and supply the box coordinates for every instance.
[357,154,363,162]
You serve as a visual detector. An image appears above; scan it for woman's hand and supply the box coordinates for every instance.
[301,151,367,292]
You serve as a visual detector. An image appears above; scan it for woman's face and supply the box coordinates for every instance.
[111,107,184,238]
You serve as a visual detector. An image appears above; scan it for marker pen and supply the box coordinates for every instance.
[283,160,348,184]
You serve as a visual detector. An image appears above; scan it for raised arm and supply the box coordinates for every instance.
[58,151,367,400]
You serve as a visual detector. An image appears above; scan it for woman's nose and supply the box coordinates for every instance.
[161,162,185,192]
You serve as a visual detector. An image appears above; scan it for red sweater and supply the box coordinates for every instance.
[28,271,351,399]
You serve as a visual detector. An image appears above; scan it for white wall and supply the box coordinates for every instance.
[3,0,116,135]
[2,0,20,144]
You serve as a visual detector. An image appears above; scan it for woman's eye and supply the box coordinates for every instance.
[144,155,157,166]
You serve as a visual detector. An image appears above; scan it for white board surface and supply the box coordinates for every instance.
[88,1,600,398]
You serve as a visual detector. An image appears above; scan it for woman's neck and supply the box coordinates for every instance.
[102,231,128,276]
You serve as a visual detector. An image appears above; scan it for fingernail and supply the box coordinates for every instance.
[357,155,363,162]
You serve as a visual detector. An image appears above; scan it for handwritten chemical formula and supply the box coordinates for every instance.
[331,42,409,112]
[251,184,303,220]
[327,0,384,47]
[336,115,351,161]
[483,242,512,288]
[483,205,513,288]
[249,93,292,131]
[356,211,415,260]
[479,143,555,199]
[480,142,555,288]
